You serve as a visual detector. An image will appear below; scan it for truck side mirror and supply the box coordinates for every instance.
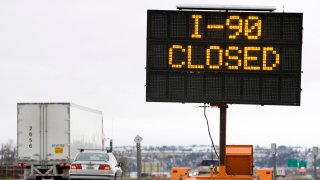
[107,139,113,153]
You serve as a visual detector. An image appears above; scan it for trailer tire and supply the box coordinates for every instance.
[24,178,36,180]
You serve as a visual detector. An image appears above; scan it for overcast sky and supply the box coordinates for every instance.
[0,0,319,148]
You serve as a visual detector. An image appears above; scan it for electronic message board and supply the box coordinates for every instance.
[146,10,303,105]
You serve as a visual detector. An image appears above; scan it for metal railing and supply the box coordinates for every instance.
[0,165,24,179]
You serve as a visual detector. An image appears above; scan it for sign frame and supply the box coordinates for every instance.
[146,10,303,106]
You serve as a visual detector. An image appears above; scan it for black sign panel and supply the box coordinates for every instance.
[146,10,303,106]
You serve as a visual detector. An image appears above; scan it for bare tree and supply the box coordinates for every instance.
[113,151,130,177]
[0,139,16,165]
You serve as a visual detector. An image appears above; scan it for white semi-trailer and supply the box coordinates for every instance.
[17,103,104,180]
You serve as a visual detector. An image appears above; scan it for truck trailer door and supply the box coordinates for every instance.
[45,104,70,162]
[17,104,42,162]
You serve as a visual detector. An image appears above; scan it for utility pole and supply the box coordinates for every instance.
[313,147,318,180]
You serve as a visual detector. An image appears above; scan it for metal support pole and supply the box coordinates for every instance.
[273,154,276,180]
[313,147,318,180]
[218,105,228,176]
[272,143,277,180]
[137,143,142,180]
[219,105,227,166]
[314,155,317,180]
[135,135,143,180]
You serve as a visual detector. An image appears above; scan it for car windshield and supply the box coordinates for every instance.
[76,152,109,161]
[201,160,219,166]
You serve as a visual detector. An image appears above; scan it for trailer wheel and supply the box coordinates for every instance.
[24,178,36,180]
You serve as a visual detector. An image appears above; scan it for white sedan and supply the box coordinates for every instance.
[69,150,122,180]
